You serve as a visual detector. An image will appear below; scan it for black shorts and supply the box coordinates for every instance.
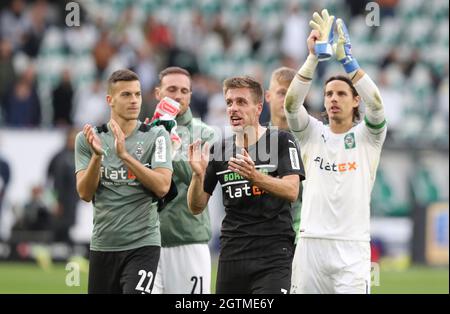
[88,245,160,294]
[216,252,293,294]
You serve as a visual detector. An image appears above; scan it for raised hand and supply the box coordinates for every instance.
[333,18,360,74]
[307,29,322,56]
[188,139,210,177]
[146,97,182,157]
[150,97,181,122]
[228,148,257,182]
[309,9,335,61]
[109,119,128,159]
[83,124,103,156]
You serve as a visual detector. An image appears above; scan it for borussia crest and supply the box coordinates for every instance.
[135,142,144,160]
[344,133,356,149]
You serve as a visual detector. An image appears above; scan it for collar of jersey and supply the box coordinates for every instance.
[106,120,141,138]
[176,108,193,126]
[233,128,269,151]
[266,121,289,132]
[326,124,356,138]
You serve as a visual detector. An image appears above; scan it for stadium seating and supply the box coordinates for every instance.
[28,0,446,145]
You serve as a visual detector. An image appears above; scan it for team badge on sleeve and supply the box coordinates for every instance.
[289,148,300,170]
[155,136,167,162]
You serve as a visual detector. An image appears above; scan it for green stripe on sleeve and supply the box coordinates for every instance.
[364,116,386,130]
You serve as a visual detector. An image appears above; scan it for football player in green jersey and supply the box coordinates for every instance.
[151,67,216,294]
[75,69,173,294]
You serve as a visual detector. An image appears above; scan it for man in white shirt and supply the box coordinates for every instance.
[285,10,387,294]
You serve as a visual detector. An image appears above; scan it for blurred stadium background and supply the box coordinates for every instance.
[0,0,448,293]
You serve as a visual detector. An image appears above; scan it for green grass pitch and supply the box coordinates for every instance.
[0,261,447,294]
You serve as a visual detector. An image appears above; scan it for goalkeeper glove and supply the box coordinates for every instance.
[309,9,335,61]
[149,118,176,133]
[150,96,181,122]
[147,97,182,156]
[333,18,360,75]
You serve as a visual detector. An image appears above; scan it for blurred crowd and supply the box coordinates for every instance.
[0,0,447,145]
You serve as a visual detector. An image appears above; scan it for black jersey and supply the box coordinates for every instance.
[204,129,305,261]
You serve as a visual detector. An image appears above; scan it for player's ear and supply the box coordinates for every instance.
[265,90,271,103]
[353,95,361,108]
[257,101,263,115]
[106,95,113,107]
[155,86,162,101]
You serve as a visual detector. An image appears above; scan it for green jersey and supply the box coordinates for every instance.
[268,122,303,244]
[75,121,173,251]
[159,109,216,247]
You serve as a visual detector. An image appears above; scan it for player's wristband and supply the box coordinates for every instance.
[315,41,333,61]
[340,58,360,74]
[298,54,319,80]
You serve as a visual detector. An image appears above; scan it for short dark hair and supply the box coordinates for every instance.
[107,69,139,93]
[223,76,263,104]
[323,75,361,122]
[158,66,191,87]
[270,67,296,87]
